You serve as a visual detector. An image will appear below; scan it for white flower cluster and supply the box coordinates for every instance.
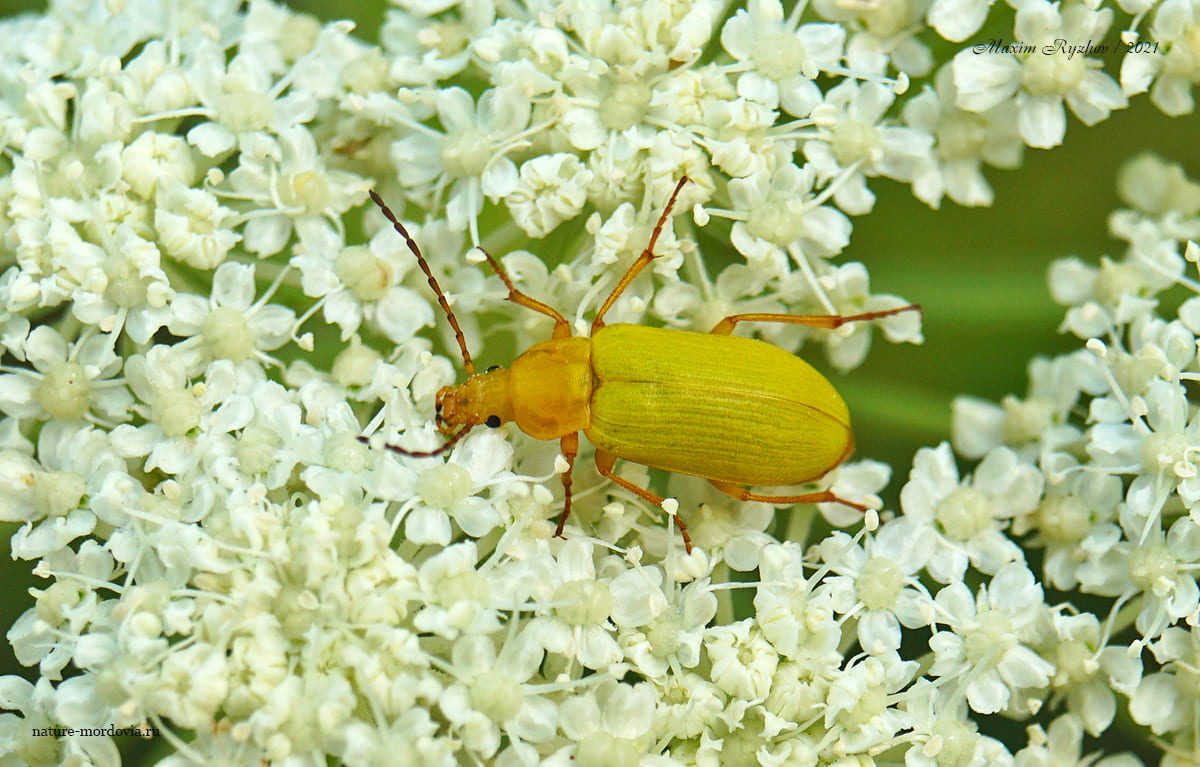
[0,0,1193,765]
[952,152,1200,766]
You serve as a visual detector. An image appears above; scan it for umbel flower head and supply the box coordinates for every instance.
[0,0,1195,765]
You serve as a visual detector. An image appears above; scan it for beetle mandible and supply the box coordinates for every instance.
[364,178,920,552]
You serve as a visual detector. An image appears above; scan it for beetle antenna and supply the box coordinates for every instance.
[369,190,476,376]
[356,425,472,458]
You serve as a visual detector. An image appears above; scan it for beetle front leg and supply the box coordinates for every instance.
[594,450,693,553]
[708,305,922,335]
[553,432,580,540]
[474,245,573,339]
[706,479,870,512]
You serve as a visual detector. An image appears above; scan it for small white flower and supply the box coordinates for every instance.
[726,162,852,276]
[928,0,996,42]
[1127,625,1199,737]
[902,678,1015,767]
[120,131,200,199]
[824,653,918,752]
[292,221,437,344]
[522,538,623,671]
[720,0,845,116]
[896,443,1039,581]
[1120,515,1200,642]
[811,0,935,76]
[1029,466,1123,591]
[69,224,174,343]
[664,477,776,569]
[928,563,1056,715]
[381,2,492,85]
[653,671,727,741]
[166,261,296,372]
[558,678,659,765]
[505,153,595,238]
[388,86,530,239]
[611,567,716,679]
[813,263,924,370]
[904,63,1023,207]
[386,429,512,543]
[951,2,1127,148]
[1121,0,1200,116]
[1045,612,1141,737]
[4,424,129,561]
[952,350,1098,461]
[154,182,242,270]
[1116,152,1200,222]
[228,125,371,256]
[1015,713,1146,766]
[704,618,778,700]
[818,525,934,653]
[804,80,935,214]
[109,348,249,483]
[438,633,556,757]
[413,541,503,639]
[754,542,843,661]
[0,326,130,425]
[182,35,323,157]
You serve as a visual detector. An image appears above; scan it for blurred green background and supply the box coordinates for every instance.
[0,0,1197,763]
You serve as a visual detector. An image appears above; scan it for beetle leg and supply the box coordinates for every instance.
[708,305,922,335]
[553,432,580,540]
[592,177,690,333]
[474,245,573,339]
[706,479,870,512]
[594,450,693,553]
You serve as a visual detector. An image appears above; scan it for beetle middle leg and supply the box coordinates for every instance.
[474,246,573,339]
[708,305,922,336]
[553,432,579,540]
[706,479,869,512]
[593,449,693,553]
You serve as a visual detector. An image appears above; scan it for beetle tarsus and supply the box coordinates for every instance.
[674,514,693,554]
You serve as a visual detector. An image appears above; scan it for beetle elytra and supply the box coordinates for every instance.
[364,179,920,552]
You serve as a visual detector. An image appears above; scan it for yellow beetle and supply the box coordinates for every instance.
[366,179,919,551]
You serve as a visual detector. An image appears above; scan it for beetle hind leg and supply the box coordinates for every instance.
[707,479,870,512]
[709,305,922,336]
[594,450,693,553]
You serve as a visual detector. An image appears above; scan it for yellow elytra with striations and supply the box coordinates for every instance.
[364,178,920,552]
[587,324,852,486]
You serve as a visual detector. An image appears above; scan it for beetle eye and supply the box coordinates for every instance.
[435,402,442,412]
[485,415,501,428]
[486,365,500,373]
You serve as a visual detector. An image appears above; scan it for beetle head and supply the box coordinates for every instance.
[435,366,514,434]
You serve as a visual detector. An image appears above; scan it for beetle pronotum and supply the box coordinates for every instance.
[363,178,920,552]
